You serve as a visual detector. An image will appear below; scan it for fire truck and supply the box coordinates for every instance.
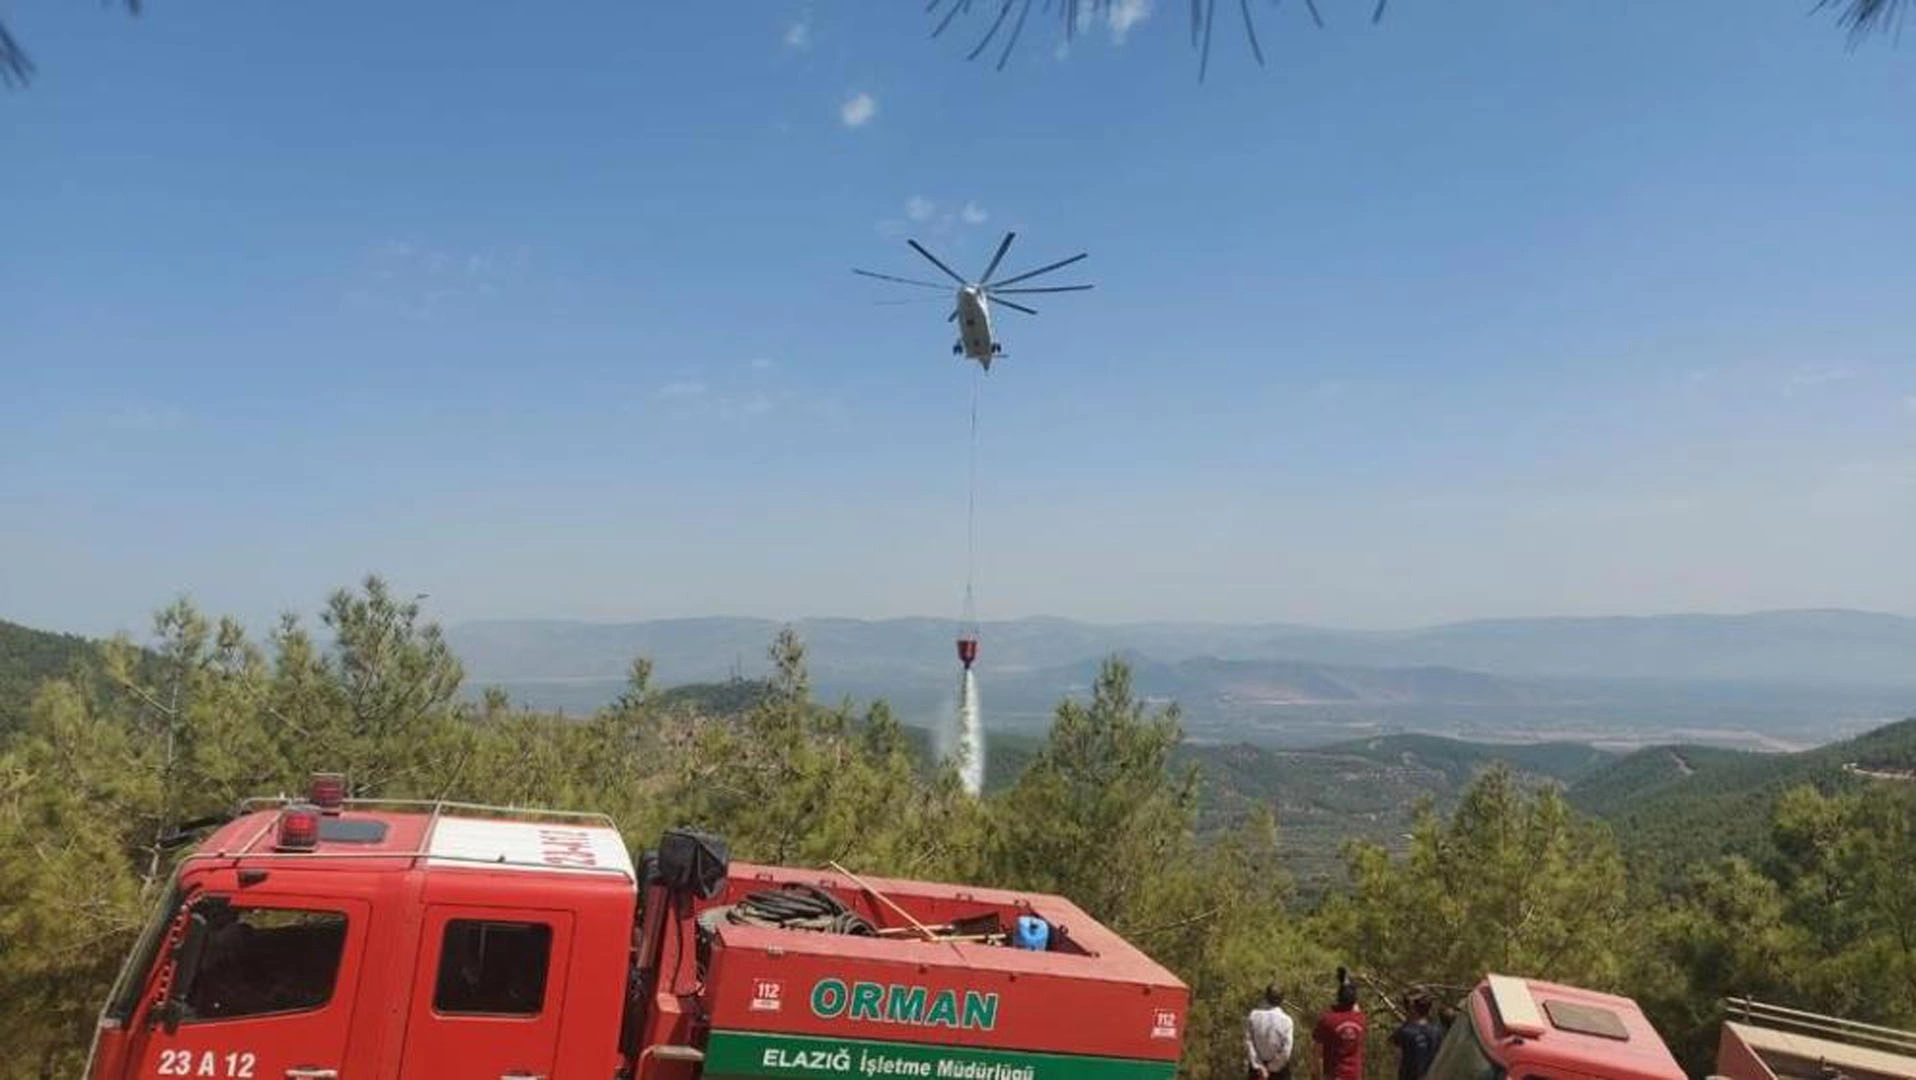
[1426,975,1687,1080]
[84,776,1189,1080]
[1428,976,1916,1080]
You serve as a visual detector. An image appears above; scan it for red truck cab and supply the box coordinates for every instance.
[89,795,639,1080]
[1428,975,1685,1080]
[88,785,1189,1080]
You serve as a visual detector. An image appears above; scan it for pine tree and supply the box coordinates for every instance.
[1329,766,1632,994]
[0,682,155,1079]
[987,657,1196,922]
[656,628,980,876]
[1770,784,1916,1025]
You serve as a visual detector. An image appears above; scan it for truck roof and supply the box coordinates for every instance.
[1474,974,1685,1080]
[188,801,636,885]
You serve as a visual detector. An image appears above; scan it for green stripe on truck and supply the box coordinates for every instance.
[703,1031,1178,1080]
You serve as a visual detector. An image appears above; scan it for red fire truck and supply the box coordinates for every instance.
[1429,976,1916,1080]
[85,777,1190,1080]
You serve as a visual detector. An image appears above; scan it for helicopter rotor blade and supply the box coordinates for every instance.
[930,0,967,38]
[988,283,1094,295]
[907,239,971,286]
[948,309,958,322]
[990,297,1039,316]
[979,231,1017,284]
[990,251,1088,288]
[852,268,951,290]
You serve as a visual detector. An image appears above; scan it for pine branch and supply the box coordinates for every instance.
[1819,0,1910,44]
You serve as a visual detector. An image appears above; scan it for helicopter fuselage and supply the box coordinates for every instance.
[855,232,1088,372]
[954,285,999,370]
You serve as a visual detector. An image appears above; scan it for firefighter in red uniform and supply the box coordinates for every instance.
[1314,969,1368,1080]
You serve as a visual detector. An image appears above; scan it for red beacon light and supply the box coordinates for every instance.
[275,804,322,852]
[308,772,347,815]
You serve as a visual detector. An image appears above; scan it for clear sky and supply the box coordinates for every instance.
[4,2,1914,636]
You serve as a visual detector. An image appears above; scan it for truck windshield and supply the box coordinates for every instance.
[1427,1009,1506,1080]
[100,875,186,1024]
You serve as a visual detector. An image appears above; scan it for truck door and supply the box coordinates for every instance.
[401,907,574,1080]
[126,895,369,1080]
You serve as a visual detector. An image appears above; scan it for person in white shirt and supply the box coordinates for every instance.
[1247,983,1296,1080]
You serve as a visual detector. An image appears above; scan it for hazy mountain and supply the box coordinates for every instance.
[449,609,1916,686]
[1254,609,1916,685]
[445,615,1321,683]
[448,610,1916,746]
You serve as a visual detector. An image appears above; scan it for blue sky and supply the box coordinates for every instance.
[3,1,1914,636]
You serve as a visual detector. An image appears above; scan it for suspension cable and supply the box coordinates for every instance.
[963,369,981,628]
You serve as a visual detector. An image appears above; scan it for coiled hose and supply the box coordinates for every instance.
[699,884,877,937]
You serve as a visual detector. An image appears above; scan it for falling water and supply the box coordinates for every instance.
[958,668,985,796]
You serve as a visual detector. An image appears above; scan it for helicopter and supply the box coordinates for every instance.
[854,231,1091,371]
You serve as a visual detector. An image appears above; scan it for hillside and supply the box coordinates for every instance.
[1563,743,1754,817]
[957,721,1916,893]
[479,662,1916,892]
[885,724,1609,891]
[0,619,99,735]
[1565,718,1916,877]
[624,673,1603,890]
[1322,732,1614,784]
[652,677,774,716]
[1179,734,1615,890]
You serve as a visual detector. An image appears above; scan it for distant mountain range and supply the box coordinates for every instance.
[449,610,1916,684]
[447,611,1916,747]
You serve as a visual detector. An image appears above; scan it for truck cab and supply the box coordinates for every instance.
[1428,975,1686,1080]
[89,789,639,1080]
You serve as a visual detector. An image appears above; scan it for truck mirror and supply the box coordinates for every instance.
[154,897,232,1033]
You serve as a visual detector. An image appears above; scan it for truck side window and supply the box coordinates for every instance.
[433,920,553,1016]
[184,909,348,1022]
